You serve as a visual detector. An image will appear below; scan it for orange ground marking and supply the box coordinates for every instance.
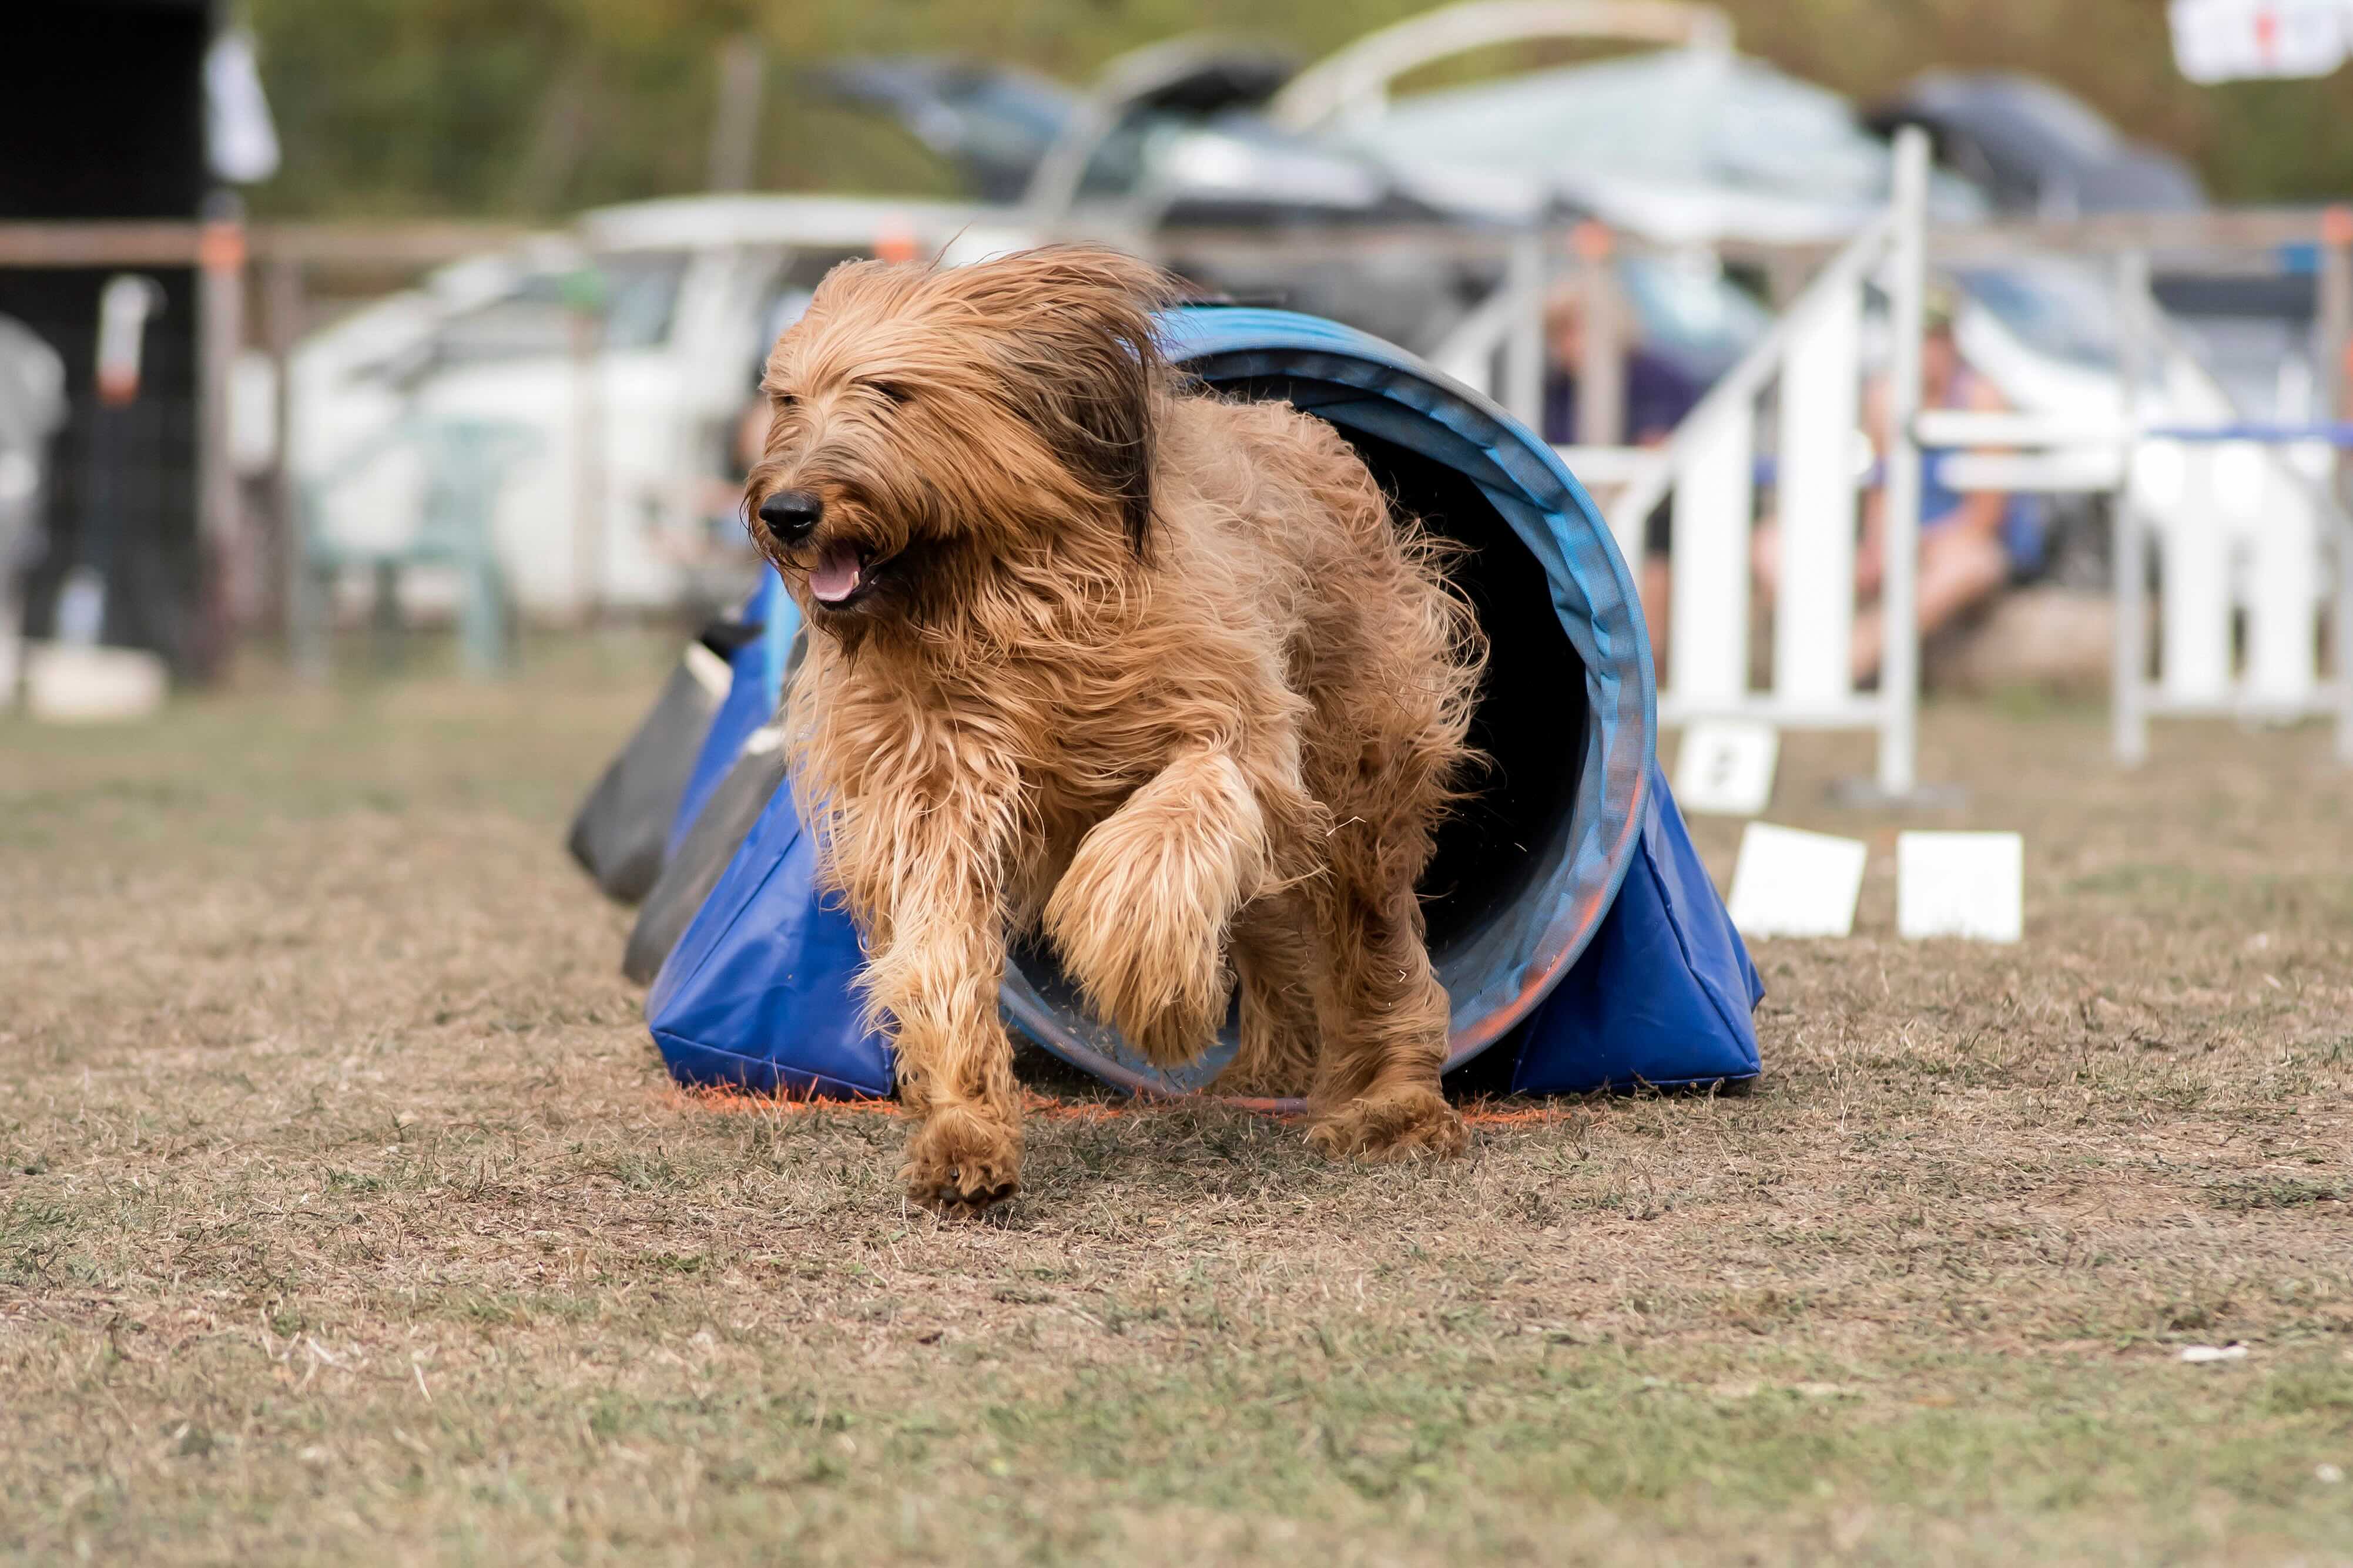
[664,1085,1587,1128]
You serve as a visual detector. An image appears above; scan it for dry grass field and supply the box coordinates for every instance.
[4,637,2350,1565]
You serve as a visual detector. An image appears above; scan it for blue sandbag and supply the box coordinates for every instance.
[1506,761,1763,1093]
[668,569,799,859]
[647,777,891,1099]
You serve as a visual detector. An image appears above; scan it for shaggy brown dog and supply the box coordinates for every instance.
[746,245,1486,1214]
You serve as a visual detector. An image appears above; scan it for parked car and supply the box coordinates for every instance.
[1296,35,1992,247]
[1865,73,2206,219]
[826,16,1785,389]
[281,194,983,616]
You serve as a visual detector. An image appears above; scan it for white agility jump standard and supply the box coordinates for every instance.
[1439,130,1938,798]
[1598,128,1932,795]
[1440,124,2353,778]
[1909,261,2353,767]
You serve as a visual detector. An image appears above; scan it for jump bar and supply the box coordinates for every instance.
[1916,409,2353,449]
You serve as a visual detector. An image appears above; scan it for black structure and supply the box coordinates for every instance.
[4,0,215,672]
[1867,73,2207,218]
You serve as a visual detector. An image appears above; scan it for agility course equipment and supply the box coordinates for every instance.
[568,630,737,904]
[1909,249,2353,766]
[1429,125,2352,773]
[1434,127,1938,797]
[572,305,1762,1102]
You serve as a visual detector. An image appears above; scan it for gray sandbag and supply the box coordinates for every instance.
[622,736,792,985]
[566,640,733,905]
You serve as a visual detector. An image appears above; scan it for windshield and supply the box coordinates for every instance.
[1996,78,2121,162]
[432,251,687,365]
[1951,260,2119,370]
[599,254,687,350]
[1352,50,1876,199]
[1339,47,1986,229]
[1621,253,1771,381]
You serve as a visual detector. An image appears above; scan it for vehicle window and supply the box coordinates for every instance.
[1620,255,1771,381]
[1076,117,1156,200]
[598,253,687,351]
[2001,80,2120,162]
[778,249,866,291]
[434,289,572,365]
[1952,261,2119,370]
[1706,69,1886,204]
[431,252,686,366]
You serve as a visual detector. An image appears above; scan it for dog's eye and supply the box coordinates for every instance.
[771,391,799,409]
[869,381,911,408]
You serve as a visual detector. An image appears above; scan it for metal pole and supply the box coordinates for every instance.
[1876,126,1930,797]
[706,33,766,193]
[2337,482,2353,768]
[1574,221,1625,446]
[1500,232,1545,433]
[2320,207,2353,764]
[2112,250,2152,767]
[195,194,246,680]
[264,255,316,677]
[570,295,605,624]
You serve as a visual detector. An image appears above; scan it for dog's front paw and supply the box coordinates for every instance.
[901,1102,1023,1218]
[1307,1084,1467,1161]
[1044,831,1235,1070]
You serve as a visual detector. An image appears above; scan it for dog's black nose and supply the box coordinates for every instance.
[757,489,823,541]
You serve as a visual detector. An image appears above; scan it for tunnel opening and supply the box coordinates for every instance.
[1002,371,1603,1093]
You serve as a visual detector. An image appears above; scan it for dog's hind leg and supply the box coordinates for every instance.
[1302,864,1466,1161]
[1043,747,1269,1067]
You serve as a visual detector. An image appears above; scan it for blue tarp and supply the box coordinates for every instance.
[1508,763,1762,1093]
[644,306,1760,1100]
[649,769,886,1100]
[646,746,1759,1099]
[667,573,799,859]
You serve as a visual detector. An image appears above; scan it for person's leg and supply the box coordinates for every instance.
[1749,518,1780,599]
[1639,502,1674,678]
[1640,553,1671,676]
[1850,525,2009,684]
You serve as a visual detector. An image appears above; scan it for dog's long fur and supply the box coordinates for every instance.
[748,245,1486,1213]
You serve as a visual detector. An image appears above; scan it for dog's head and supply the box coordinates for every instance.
[746,244,1178,646]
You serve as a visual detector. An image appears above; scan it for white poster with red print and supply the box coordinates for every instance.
[2170,0,2353,82]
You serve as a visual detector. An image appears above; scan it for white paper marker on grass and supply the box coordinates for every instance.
[1673,720,1780,818]
[1725,823,1868,939]
[1897,831,2023,942]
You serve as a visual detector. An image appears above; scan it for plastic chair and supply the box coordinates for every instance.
[294,417,537,678]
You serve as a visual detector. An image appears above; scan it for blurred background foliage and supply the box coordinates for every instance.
[242,0,2353,219]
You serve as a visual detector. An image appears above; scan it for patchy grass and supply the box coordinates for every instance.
[3,636,2351,1566]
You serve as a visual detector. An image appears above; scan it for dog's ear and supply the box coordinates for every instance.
[954,246,1178,555]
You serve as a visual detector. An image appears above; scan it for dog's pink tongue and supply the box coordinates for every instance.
[809,543,863,604]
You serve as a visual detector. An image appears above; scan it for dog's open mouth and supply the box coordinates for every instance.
[809,542,873,607]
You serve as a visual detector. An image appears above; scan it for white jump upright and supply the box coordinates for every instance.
[1875,133,1930,797]
[2103,251,2353,765]
[1772,276,1861,707]
[1397,112,2352,774]
[1596,127,1935,797]
[1428,127,1934,794]
[1667,398,1752,710]
[1913,244,2353,765]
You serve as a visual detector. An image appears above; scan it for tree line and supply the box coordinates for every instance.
[242,0,2353,219]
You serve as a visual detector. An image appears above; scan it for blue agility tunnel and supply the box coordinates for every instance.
[574,306,1762,1102]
